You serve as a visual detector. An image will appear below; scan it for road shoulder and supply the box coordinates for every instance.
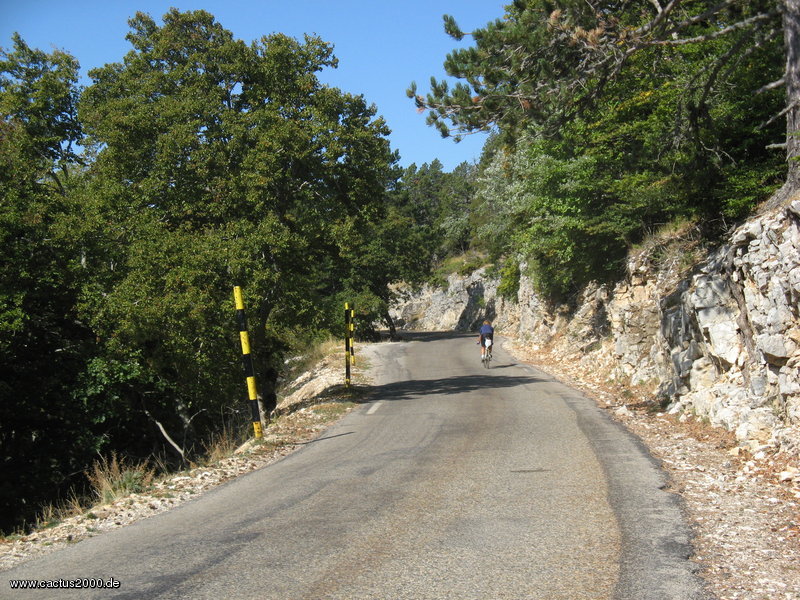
[502,337,800,600]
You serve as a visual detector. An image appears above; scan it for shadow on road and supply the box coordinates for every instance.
[370,372,541,403]
[367,330,542,402]
[298,431,356,445]
[378,330,475,343]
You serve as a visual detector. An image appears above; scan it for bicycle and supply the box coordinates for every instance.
[482,340,493,369]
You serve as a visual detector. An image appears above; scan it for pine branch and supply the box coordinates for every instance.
[761,99,800,129]
[633,0,684,38]
[644,11,777,47]
[756,77,786,94]
[662,0,741,37]
[698,27,754,107]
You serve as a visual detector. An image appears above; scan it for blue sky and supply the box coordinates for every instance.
[0,0,508,171]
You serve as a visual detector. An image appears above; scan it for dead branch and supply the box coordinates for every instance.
[143,409,188,466]
[756,77,786,94]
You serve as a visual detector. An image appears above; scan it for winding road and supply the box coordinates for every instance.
[1,333,707,599]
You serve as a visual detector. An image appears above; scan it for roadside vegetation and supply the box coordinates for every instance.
[0,340,363,543]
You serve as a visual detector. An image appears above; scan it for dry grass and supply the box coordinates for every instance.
[630,218,706,278]
[86,452,155,505]
[281,336,343,389]
[31,492,85,532]
[201,425,249,465]
[2,455,157,539]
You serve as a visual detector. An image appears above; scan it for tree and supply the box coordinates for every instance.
[0,35,98,532]
[0,9,403,531]
[410,1,797,195]
[437,161,477,254]
[0,34,82,189]
[408,1,789,303]
[391,160,478,260]
[76,9,398,457]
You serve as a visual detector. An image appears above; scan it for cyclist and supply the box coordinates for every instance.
[478,320,494,361]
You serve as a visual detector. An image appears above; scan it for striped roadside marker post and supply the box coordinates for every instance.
[234,286,263,440]
[344,302,355,387]
[345,303,351,387]
[348,304,355,368]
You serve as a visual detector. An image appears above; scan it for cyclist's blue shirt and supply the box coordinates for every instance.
[480,324,494,336]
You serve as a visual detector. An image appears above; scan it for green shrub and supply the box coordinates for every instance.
[497,259,521,302]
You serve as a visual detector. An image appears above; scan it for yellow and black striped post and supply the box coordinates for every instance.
[344,303,351,386]
[234,286,263,439]
[348,304,355,368]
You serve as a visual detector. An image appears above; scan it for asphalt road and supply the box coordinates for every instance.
[1,333,708,599]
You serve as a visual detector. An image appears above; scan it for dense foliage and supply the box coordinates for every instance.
[391,160,477,258]
[1,33,93,535]
[411,0,788,299]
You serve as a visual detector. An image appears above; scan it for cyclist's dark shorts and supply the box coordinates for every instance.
[480,334,493,347]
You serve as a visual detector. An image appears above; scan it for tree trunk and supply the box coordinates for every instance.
[784,0,800,194]
[383,309,398,341]
[254,300,278,418]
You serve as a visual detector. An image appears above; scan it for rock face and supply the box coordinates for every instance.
[660,202,800,449]
[390,271,500,332]
[390,200,800,451]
